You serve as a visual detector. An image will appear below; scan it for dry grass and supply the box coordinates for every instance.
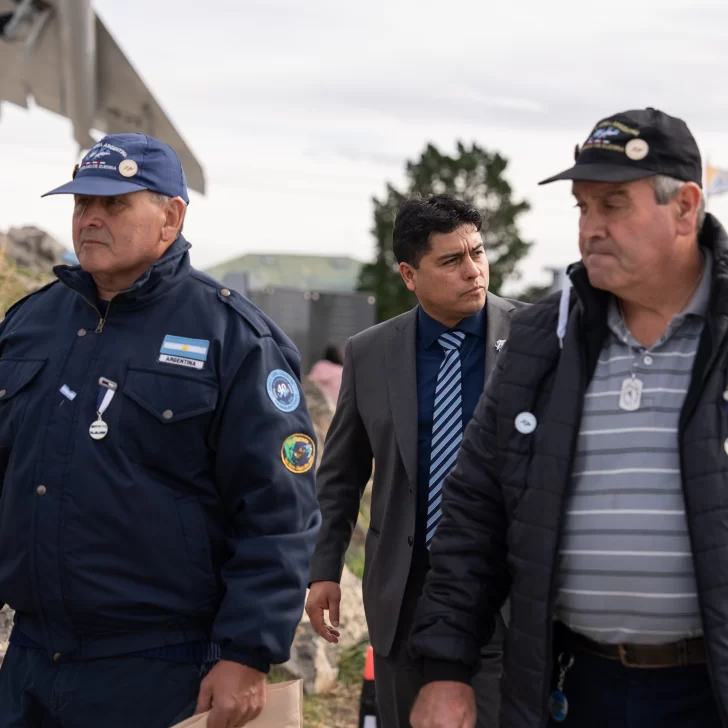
[302,636,366,726]
[0,248,31,315]
[303,685,360,728]
[268,636,366,727]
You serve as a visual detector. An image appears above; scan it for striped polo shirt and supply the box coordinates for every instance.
[554,250,712,645]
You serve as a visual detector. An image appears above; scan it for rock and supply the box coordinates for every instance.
[302,377,334,467]
[1,226,66,276]
[337,566,367,648]
[278,565,365,695]
[0,607,13,666]
[281,620,339,696]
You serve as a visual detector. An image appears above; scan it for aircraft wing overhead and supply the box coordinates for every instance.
[0,0,64,114]
[0,0,205,195]
[94,17,206,195]
[0,39,30,108]
[0,0,23,107]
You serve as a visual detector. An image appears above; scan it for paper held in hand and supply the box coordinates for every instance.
[170,680,303,728]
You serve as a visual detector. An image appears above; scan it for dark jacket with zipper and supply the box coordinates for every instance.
[0,236,321,672]
[409,213,728,727]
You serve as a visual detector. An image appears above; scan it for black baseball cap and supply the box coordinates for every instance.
[539,108,702,187]
[43,133,190,203]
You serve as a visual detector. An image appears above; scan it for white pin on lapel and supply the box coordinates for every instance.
[515,412,537,434]
[496,339,506,352]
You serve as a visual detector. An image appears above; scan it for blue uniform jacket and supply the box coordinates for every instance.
[0,236,321,672]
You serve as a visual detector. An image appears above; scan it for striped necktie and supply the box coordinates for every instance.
[426,329,466,548]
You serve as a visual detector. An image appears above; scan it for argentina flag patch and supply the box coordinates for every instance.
[159,335,210,370]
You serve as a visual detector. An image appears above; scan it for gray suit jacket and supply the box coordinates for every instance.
[309,293,525,657]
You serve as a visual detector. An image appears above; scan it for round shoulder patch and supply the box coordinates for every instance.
[267,369,301,412]
[281,434,316,474]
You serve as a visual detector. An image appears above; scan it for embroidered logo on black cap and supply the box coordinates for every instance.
[581,119,640,155]
[539,108,703,187]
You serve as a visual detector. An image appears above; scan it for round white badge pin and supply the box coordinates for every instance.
[625,139,649,161]
[515,412,537,434]
[119,160,139,177]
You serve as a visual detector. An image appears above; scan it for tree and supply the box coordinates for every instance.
[357,141,531,322]
[517,283,553,304]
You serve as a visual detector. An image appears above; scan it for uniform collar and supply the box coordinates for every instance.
[54,235,192,311]
[417,302,486,349]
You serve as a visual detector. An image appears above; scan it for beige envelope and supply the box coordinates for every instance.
[171,680,303,728]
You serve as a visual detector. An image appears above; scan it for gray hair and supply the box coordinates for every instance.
[149,192,171,206]
[649,175,706,231]
[149,192,187,234]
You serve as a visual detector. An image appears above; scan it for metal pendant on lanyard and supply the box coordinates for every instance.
[548,652,575,722]
[619,374,643,412]
[89,377,117,440]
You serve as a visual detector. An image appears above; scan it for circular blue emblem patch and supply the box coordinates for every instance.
[266,370,301,413]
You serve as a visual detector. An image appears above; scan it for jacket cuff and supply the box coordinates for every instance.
[422,659,474,686]
[219,648,271,675]
[307,562,343,585]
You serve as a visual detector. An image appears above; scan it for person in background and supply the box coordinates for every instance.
[308,343,345,406]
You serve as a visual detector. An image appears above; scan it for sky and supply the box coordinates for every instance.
[1,0,728,294]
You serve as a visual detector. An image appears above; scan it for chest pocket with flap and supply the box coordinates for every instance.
[0,358,46,444]
[121,367,219,472]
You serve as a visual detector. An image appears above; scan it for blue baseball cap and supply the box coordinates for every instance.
[43,133,190,204]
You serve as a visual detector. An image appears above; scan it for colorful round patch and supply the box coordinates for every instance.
[281,434,315,474]
[267,369,301,412]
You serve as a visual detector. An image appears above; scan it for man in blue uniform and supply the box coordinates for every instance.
[0,134,321,728]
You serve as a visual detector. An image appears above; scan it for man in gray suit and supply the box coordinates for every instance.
[305,194,524,727]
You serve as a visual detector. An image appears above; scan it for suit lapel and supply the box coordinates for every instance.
[385,308,419,489]
[484,293,515,382]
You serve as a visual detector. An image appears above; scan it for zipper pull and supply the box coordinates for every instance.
[95,318,104,334]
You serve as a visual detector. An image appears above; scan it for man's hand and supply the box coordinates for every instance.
[305,581,341,643]
[410,681,477,728]
[196,660,266,728]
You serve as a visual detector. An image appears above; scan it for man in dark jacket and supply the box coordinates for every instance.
[0,134,320,728]
[408,108,728,728]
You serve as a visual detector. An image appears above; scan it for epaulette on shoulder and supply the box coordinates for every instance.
[4,280,59,319]
[218,288,271,338]
[189,270,271,338]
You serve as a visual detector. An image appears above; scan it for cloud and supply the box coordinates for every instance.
[4,0,728,287]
